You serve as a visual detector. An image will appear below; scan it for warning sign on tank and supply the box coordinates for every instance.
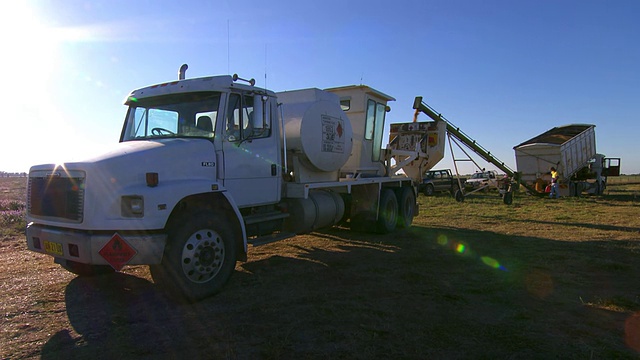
[321,115,345,153]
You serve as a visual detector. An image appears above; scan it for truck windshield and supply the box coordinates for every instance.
[121,92,221,141]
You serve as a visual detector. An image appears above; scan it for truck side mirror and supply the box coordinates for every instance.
[251,94,270,135]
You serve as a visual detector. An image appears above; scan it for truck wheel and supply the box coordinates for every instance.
[150,210,237,301]
[455,189,465,202]
[423,184,434,196]
[377,189,398,233]
[396,186,415,228]
[60,260,115,277]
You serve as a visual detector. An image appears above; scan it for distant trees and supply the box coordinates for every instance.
[0,172,27,177]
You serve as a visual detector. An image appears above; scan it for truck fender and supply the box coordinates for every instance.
[167,190,248,261]
[220,190,248,258]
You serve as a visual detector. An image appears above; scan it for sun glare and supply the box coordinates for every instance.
[0,3,101,171]
[0,3,57,85]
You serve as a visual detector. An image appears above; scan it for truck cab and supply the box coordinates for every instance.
[27,74,281,298]
[122,76,282,208]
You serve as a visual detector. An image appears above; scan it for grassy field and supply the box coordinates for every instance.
[1,176,639,359]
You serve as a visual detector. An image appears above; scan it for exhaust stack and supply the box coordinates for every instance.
[178,64,188,80]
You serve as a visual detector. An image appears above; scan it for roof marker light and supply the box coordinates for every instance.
[146,172,159,187]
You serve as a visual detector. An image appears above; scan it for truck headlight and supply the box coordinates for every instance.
[121,195,144,217]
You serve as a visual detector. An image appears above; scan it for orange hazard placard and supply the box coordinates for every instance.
[99,233,137,271]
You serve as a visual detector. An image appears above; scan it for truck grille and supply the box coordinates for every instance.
[28,175,85,222]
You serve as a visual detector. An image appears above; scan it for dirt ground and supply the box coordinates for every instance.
[2,178,640,359]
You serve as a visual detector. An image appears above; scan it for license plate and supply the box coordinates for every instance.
[44,240,63,256]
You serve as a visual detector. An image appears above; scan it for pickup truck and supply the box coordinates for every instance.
[420,169,465,196]
[465,170,499,191]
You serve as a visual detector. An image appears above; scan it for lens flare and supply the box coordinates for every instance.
[480,256,507,271]
[436,233,508,272]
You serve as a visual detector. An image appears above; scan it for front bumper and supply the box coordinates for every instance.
[26,223,167,266]
[466,181,487,189]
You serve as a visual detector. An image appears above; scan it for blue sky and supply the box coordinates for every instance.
[1,0,638,174]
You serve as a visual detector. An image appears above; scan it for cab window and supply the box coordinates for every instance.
[365,99,387,161]
[226,94,271,141]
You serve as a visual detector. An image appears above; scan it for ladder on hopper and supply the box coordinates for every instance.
[412,97,539,195]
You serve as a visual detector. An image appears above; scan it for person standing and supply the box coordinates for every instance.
[549,167,560,199]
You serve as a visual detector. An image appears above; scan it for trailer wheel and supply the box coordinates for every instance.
[455,189,465,202]
[503,191,513,205]
[396,186,415,228]
[423,184,434,196]
[377,189,398,233]
[150,210,237,301]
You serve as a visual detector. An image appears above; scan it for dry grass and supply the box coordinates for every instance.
[2,177,640,359]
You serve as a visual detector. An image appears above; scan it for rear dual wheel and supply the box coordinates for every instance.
[395,186,416,229]
[377,189,398,233]
[379,186,417,233]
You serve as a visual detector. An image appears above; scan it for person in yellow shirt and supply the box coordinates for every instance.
[549,167,559,199]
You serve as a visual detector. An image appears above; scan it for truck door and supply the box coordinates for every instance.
[221,93,280,207]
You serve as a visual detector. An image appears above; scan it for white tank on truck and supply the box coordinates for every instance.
[25,65,445,300]
[278,88,354,183]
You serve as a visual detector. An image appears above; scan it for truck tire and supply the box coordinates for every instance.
[150,210,237,301]
[396,186,415,228]
[423,184,434,196]
[60,260,115,277]
[455,189,465,202]
[377,189,398,233]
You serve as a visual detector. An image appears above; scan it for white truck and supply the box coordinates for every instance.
[464,170,499,191]
[26,65,447,300]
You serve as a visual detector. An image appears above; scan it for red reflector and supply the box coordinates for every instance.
[69,244,79,257]
[146,172,159,187]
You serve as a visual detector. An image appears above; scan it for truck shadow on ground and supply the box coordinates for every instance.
[41,273,172,359]
[599,189,640,204]
[478,215,640,233]
[40,226,640,359]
